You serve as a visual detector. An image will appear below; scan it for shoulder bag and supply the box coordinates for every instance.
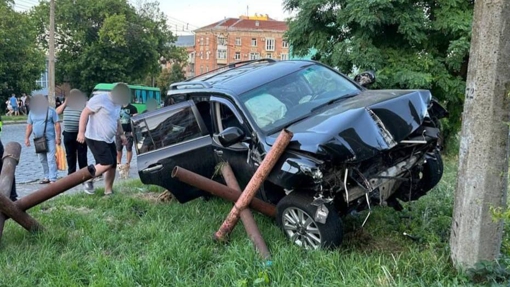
[33,108,49,154]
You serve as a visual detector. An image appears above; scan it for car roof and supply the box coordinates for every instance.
[170,60,317,96]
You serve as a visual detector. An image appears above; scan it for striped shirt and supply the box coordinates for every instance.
[63,107,82,132]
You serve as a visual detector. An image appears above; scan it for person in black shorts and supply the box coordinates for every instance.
[116,103,137,167]
[77,83,129,195]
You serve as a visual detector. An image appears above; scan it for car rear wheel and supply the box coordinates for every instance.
[276,192,344,249]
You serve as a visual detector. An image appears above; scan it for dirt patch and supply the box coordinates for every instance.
[40,205,93,214]
[132,191,174,203]
[344,228,405,254]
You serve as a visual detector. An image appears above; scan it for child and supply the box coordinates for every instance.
[77,83,130,195]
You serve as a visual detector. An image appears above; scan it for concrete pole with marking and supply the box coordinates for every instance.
[450,0,510,269]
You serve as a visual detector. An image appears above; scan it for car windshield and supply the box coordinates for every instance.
[238,64,360,132]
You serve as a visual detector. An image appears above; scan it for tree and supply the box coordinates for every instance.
[156,63,185,96]
[0,0,45,98]
[284,0,474,142]
[31,0,177,93]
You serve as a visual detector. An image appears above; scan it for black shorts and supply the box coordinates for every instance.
[86,138,117,168]
[116,133,134,151]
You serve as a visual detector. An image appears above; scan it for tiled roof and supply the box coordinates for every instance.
[196,18,287,32]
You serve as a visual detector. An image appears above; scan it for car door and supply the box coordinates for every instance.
[210,97,256,188]
[132,100,215,203]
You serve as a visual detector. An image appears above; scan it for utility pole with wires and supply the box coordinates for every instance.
[48,0,56,107]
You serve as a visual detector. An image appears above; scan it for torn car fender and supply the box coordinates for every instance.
[265,150,324,191]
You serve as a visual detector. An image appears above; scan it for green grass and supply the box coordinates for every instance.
[0,159,507,286]
[3,114,28,122]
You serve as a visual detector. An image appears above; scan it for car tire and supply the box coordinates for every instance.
[394,149,444,202]
[416,149,444,195]
[276,192,344,249]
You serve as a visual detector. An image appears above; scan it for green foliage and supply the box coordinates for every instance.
[284,0,474,143]
[31,0,177,94]
[156,63,186,96]
[0,0,46,98]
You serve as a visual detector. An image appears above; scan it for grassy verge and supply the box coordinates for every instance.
[0,159,507,286]
[2,115,28,122]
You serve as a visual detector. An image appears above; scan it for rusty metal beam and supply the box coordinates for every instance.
[15,165,96,211]
[171,166,276,217]
[0,142,43,237]
[221,162,271,259]
[215,129,293,241]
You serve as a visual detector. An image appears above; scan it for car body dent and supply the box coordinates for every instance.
[265,89,432,163]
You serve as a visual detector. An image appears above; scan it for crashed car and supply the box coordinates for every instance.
[131,59,448,249]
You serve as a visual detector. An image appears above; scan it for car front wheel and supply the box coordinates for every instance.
[276,192,344,249]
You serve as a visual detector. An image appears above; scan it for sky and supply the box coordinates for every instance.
[13,0,292,35]
[159,0,291,34]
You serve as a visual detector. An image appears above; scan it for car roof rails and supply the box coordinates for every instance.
[169,81,213,90]
[187,58,277,82]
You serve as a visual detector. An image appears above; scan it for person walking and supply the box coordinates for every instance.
[77,83,129,195]
[25,95,61,184]
[56,89,93,190]
[24,95,31,114]
[0,115,18,201]
[116,101,137,167]
[9,94,19,116]
[20,94,28,114]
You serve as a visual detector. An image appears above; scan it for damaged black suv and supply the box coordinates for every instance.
[132,59,448,249]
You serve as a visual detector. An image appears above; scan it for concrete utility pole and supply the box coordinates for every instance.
[450,0,510,269]
[48,0,56,107]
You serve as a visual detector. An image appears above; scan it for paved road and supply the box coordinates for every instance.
[2,123,140,197]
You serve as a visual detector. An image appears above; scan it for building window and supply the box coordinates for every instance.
[282,40,289,48]
[200,52,203,60]
[266,53,273,59]
[218,36,226,46]
[265,38,275,51]
[280,53,288,60]
[206,37,209,45]
[200,65,204,74]
[206,65,209,72]
[206,51,210,60]
[249,52,260,60]
[200,37,204,46]
[235,37,241,46]
[234,52,241,60]
[217,49,227,59]
[251,38,257,47]
[35,62,49,88]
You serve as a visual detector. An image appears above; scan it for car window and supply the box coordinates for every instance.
[216,103,243,132]
[239,64,360,132]
[133,106,202,154]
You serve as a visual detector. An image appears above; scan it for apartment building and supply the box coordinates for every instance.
[193,14,289,76]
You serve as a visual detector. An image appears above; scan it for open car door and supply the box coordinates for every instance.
[132,100,215,203]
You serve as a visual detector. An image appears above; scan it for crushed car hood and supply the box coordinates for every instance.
[266,90,431,163]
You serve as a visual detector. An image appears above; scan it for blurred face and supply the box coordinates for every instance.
[67,90,87,109]
[110,83,131,105]
[31,96,49,113]
[146,100,158,111]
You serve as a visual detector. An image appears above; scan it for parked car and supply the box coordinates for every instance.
[131,59,448,249]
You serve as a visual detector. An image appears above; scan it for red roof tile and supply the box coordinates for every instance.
[196,18,287,32]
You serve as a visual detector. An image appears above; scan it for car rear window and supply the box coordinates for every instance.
[133,106,202,154]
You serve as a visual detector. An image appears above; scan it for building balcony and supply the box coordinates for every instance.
[217,58,227,64]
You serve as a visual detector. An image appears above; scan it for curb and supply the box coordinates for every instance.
[3,121,27,125]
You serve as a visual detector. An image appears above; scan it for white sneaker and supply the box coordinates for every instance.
[83,181,95,194]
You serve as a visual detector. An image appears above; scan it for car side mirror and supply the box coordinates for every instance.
[354,71,376,87]
[218,127,245,147]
